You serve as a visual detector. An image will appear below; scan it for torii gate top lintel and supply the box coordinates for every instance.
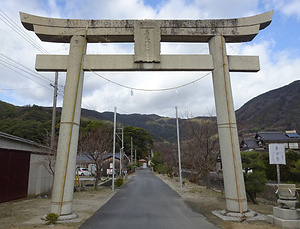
[20,10,273,43]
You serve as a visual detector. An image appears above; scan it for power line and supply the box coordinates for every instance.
[0,10,49,54]
[0,54,65,96]
[0,59,63,97]
[0,60,53,91]
[0,87,43,91]
[0,11,68,95]
[0,54,53,84]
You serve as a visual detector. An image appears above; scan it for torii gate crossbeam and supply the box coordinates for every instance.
[20,10,273,218]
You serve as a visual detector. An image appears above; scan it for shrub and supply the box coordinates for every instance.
[241,151,267,204]
[262,150,300,183]
[45,213,59,225]
[115,177,124,187]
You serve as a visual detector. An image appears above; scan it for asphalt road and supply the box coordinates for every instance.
[80,169,219,229]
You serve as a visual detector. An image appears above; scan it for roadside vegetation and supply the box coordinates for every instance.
[150,115,300,205]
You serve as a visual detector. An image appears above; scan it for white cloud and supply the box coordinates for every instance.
[0,0,299,118]
[262,0,300,20]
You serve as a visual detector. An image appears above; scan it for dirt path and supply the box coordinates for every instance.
[0,187,116,229]
[155,173,278,229]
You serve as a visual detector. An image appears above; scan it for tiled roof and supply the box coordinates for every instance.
[242,139,259,148]
[256,132,290,141]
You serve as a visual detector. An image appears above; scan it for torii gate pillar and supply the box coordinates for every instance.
[20,10,273,217]
[51,35,87,216]
[209,35,247,212]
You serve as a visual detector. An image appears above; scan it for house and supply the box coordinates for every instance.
[138,159,148,168]
[76,152,129,176]
[0,132,54,203]
[240,130,300,151]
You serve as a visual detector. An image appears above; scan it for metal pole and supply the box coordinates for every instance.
[175,106,183,191]
[112,107,116,191]
[51,72,58,149]
[119,148,122,177]
[131,137,133,165]
[121,127,124,176]
[277,164,280,185]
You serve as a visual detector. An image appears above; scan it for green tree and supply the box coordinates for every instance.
[124,126,153,160]
[241,151,267,204]
[150,152,170,174]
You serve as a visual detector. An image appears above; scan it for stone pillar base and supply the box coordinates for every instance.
[267,207,300,229]
[212,210,266,221]
[42,213,79,223]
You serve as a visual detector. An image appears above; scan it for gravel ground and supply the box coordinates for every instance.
[0,186,116,229]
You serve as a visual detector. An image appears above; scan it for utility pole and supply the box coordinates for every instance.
[116,126,124,176]
[131,137,133,165]
[50,72,58,149]
[112,107,117,192]
[121,127,124,176]
[175,106,183,191]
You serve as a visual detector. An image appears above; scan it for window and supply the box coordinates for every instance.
[289,143,299,149]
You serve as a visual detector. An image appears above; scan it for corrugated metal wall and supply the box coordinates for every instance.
[0,149,30,203]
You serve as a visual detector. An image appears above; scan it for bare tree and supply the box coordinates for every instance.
[182,118,220,189]
[79,124,113,190]
[39,131,57,177]
[153,141,178,176]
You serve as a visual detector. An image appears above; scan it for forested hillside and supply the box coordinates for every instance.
[0,101,180,144]
[1,80,299,144]
[236,80,300,134]
[0,101,59,143]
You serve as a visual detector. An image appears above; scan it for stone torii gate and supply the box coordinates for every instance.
[20,11,273,218]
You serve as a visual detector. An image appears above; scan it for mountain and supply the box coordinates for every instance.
[0,102,56,143]
[1,80,299,143]
[80,109,178,142]
[236,80,300,134]
[0,101,180,143]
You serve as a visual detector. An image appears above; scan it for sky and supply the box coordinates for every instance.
[0,0,300,118]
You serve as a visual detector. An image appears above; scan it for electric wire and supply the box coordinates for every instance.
[0,87,43,90]
[0,58,64,97]
[0,10,49,54]
[0,55,52,84]
[0,11,101,115]
[0,60,52,91]
[0,53,65,91]
[0,11,66,97]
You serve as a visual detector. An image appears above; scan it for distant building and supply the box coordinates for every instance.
[240,130,300,151]
[76,152,128,176]
[0,132,54,203]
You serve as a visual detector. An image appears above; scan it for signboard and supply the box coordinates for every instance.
[107,169,116,175]
[107,169,113,175]
[269,143,286,165]
[110,163,113,169]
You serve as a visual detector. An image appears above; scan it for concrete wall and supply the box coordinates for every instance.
[27,153,54,196]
